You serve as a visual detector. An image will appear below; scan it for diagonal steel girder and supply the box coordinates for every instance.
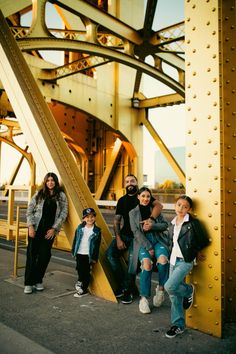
[133,0,157,94]
[18,38,185,97]
[51,0,143,44]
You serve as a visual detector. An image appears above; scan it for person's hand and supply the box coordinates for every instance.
[141,219,153,231]
[28,226,35,238]
[148,249,155,257]
[116,236,126,250]
[45,228,55,240]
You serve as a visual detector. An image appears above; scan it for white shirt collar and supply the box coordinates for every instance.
[171,213,190,225]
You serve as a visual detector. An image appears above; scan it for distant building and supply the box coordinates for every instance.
[154,146,185,186]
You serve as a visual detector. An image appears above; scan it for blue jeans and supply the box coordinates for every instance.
[138,238,169,297]
[106,235,135,292]
[164,258,194,329]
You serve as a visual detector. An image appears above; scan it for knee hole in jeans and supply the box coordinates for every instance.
[156,255,168,265]
[141,258,152,271]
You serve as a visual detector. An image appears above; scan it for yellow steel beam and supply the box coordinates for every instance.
[139,111,185,186]
[18,38,185,96]
[0,0,31,18]
[0,10,116,302]
[51,0,143,45]
[139,93,184,108]
[95,138,122,200]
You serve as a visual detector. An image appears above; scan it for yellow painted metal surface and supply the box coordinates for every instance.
[185,0,236,336]
[0,0,235,337]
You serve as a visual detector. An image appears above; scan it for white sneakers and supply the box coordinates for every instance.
[24,285,33,294]
[35,283,44,291]
[139,287,165,313]
[153,288,165,307]
[139,297,151,314]
[24,283,44,294]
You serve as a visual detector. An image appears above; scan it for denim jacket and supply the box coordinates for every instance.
[71,223,101,263]
[26,191,68,234]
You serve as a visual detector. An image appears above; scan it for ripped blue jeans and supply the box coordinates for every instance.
[138,236,169,297]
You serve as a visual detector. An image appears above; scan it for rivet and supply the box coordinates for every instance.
[206,21,210,25]
[212,54,216,59]
[192,4,196,9]
[193,71,197,76]
[228,258,232,262]
[208,115,212,119]
[212,7,216,11]
[213,102,217,106]
[208,163,212,168]
[193,188,197,193]
[228,235,232,239]
[207,68,211,72]
[232,67,235,72]
[194,165,197,169]
[192,49,196,53]
[228,190,232,193]
[226,80,230,84]
[187,17,191,22]
[208,264,212,268]
[187,62,191,66]
[187,106,191,111]
[193,94,197,98]
[231,46,235,51]
[208,308,213,312]
[193,140,197,145]
[207,91,211,95]
[213,78,217,82]
[225,37,230,41]
[188,177,192,181]
[228,298,233,302]
[228,212,232,216]
[187,39,191,44]
[227,145,231,149]
[208,213,212,217]
[214,201,218,205]
[208,284,213,288]
[214,276,219,280]
[227,167,232,171]
[188,130,192,134]
[215,322,219,325]
[228,277,233,281]
[193,117,197,121]
[208,188,212,192]
[213,126,218,130]
[212,31,216,35]
[206,44,211,49]
[188,153,192,157]
[208,139,212,143]
[192,27,196,31]
[214,151,218,155]
[214,297,219,301]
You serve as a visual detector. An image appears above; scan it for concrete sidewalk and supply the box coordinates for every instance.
[0,245,235,354]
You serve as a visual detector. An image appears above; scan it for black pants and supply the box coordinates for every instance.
[24,235,54,286]
[75,254,91,291]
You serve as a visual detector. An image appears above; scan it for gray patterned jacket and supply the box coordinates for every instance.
[26,191,68,234]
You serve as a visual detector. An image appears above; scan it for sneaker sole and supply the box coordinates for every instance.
[74,292,89,298]
[165,330,185,338]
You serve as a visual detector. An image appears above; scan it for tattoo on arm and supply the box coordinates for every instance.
[113,214,122,236]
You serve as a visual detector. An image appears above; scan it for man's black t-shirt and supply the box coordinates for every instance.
[115,194,138,236]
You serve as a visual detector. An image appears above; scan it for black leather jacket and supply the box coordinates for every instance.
[168,216,209,262]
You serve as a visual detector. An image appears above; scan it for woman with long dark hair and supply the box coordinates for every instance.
[24,172,68,294]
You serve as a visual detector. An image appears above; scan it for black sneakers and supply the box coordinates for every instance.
[121,290,133,304]
[183,284,195,310]
[165,326,185,338]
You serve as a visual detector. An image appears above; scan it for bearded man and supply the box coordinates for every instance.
[106,174,141,304]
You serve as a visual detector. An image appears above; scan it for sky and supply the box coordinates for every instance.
[0,0,184,187]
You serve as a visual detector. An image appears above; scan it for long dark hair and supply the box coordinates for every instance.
[36,172,63,203]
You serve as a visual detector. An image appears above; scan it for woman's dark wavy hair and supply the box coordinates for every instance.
[36,172,63,203]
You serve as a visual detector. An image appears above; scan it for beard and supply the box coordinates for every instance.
[126,185,138,195]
